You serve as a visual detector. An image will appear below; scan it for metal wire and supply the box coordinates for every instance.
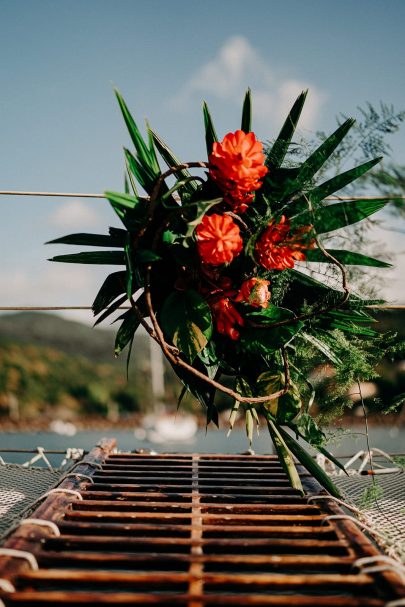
[0,190,404,201]
[1,305,404,311]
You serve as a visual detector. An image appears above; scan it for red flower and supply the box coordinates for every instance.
[210,297,244,340]
[234,278,271,308]
[196,214,243,266]
[255,216,314,271]
[209,130,268,212]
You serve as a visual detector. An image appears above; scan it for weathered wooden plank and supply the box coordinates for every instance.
[4,590,386,606]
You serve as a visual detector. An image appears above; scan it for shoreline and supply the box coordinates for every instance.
[0,411,403,434]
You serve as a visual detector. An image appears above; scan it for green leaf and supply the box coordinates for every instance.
[293,414,326,449]
[277,425,342,498]
[125,335,135,380]
[289,416,347,475]
[114,308,141,356]
[184,198,223,237]
[49,251,126,265]
[161,178,199,202]
[283,118,355,199]
[93,294,127,327]
[227,400,240,436]
[300,332,342,366]
[171,358,217,424]
[160,290,213,362]
[266,90,307,170]
[198,342,219,380]
[203,101,218,155]
[266,415,303,494]
[246,303,295,324]
[114,88,160,176]
[125,157,139,197]
[325,311,377,336]
[104,190,142,210]
[296,157,382,206]
[124,148,157,195]
[241,88,252,133]
[240,322,303,357]
[245,409,254,447]
[92,271,126,315]
[46,232,125,248]
[257,372,301,422]
[292,198,388,234]
[106,187,149,231]
[124,236,134,300]
[241,305,302,356]
[135,249,161,263]
[149,128,198,195]
[305,248,392,267]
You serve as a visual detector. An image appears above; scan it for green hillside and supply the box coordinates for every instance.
[0,312,147,363]
[0,312,153,423]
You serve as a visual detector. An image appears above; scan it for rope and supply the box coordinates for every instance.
[362,565,405,584]
[0,190,403,201]
[0,190,105,199]
[1,305,404,311]
[0,579,15,592]
[21,447,53,472]
[18,518,60,537]
[62,473,94,484]
[0,549,38,570]
[307,495,364,516]
[27,487,83,512]
[353,555,405,570]
[68,461,102,472]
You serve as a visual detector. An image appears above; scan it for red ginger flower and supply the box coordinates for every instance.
[234,277,271,309]
[196,213,243,266]
[255,215,314,271]
[209,130,268,213]
[210,297,244,341]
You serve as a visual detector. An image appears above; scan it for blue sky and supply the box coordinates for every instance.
[0,0,404,321]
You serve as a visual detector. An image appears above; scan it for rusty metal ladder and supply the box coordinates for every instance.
[0,438,403,606]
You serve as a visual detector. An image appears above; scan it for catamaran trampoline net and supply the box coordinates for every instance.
[0,464,63,541]
[333,470,405,556]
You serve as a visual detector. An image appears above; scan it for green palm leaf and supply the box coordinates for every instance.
[266,90,307,170]
[115,308,141,356]
[283,118,355,199]
[46,232,125,248]
[203,101,218,155]
[304,157,382,204]
[277,425,342,497]
[305,248,391,267]
[266,415,303,494]
[114,88,160,177]
[92,271,126,315]
[241,88,252,133]
[49,251,126,265]
[292,198,388,233]
[148,128,198,195]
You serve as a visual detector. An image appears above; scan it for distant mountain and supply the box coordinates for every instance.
[0,312,155,420]
[0,312,149,364]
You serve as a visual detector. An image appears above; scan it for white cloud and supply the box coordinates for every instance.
[0,264,107,324]
[48,199,102,229]
[172,35,327,132]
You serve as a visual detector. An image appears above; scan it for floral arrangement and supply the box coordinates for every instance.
[49,89,395,496]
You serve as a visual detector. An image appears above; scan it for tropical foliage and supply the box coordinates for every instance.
[48,89,398,496]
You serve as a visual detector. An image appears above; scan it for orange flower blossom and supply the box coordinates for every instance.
[234,277,271,308]
[255,215,314,271]
[196,213,243,266]
[209,130,268,213]
[210,297,244,341]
